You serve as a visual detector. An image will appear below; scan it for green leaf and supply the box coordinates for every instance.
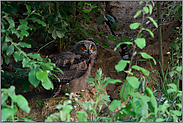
[132,65,150,76]
[18,25,29,30]
[115,60,130,72]
[1,89,8,105]
[29,18,46,27]
[167,83,177,90]
[176,66,182,72]
[60,110,66,122]
[28,53,43,61]
[108,100,121,111]
[134,10,142,18]
[143,7,149,14]
[14,95,30,113]
[139,52,156,65]
[52,29,57,39]
[102,79,122,88]
[167,89,177,94]
[146,17,158,28]
[17,42,31,48]
[48,26,54,33]
[56,30,65,38]
[148,4,153,15]
[130,23,141,30]
[2,41,8,51]
[134,38,146,49]
[6,17,15,28]
[170,110,182,116]
[1,108,17,122]
[19,19,28,25]
[4,54,10,65]
[5,36,13,42]
[84,9,91,13]
[67,17,73,22]
[97,14,104,25]
[36,71,53,90]
[13,51,25,62]
[108,35,117,39]
[81,14,90,22]
[77,111,88,122]
[120,81,135,100]
[142,28,154,38]
[28,68,40,87]
[171,42,179,50]
[25,4,31,13]
[156,118,165,122]
[22,58,31,68]
[6,44,14,56]
[126,76,140,89]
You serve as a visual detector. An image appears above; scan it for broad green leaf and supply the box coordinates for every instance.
[29,18,46,27]
[115,60,130,72]
[102,79,122,88]
[97,14,104,25]
[56,30,65,38]
[22,58,31,68]
[114,42,132,51]
[120,81,135,101]
[17,42,31,48]
[1,89,8,105]
[2,41,8,51]
[18,25,29,30]
[134,10,142,18]
[156,118,165,122]
[139,52,156,65]
[108,100,121,111]
[48,26,54,33]
[167,89,177,94]
[143,7,149,14]
[6,17,15,28]
[171,42,179,50]
[63,105,73,114]
[25,4,31,13]
[60,110,66,122]
[139,1,143,5]
[15,95,30,113]
[84,9,91,13]
[41,63,55,71]
[126,76,140,89]
[6,44,14,56]
[145,87,157,115]
[1,56,3,65]
[142,28,154,38]
[28,68,40,87]
[13,51,24,62]
[28,53,43,61]
[134,38,146,49]
[77,111,88,122]
[129,92,150,102]
[146,17,158,28]
[132,65,150,76]
[130,23,141,30]
[5,36,12,42]
[148,4,153,15]
[1,108,17,122]
[19,19,28,25]
[170,110,182,116]
[176,66,182,72]
[52,29,57,39]
[167,83,177,90]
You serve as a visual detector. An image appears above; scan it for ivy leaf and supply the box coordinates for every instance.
[6,44,14,56]
[115,60,130,72]
[134,38,146,49]
[130,23,141,30]
[139,52,156,65]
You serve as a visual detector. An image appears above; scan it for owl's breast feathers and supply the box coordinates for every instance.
[50,51,92,83]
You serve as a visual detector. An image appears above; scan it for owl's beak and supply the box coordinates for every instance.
[87,49,90,54]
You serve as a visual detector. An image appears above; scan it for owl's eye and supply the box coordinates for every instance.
[82,46,86,50]
[90,46,93,50]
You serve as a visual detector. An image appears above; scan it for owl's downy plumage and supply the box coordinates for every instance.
[48,40,97,98]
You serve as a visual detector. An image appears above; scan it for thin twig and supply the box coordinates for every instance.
[37,40,55,53]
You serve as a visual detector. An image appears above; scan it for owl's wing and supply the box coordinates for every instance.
[50,51,89,82]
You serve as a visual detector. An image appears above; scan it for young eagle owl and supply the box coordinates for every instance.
[48,40,97,98]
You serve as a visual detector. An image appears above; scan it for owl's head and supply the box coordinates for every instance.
[73,40,97,57]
